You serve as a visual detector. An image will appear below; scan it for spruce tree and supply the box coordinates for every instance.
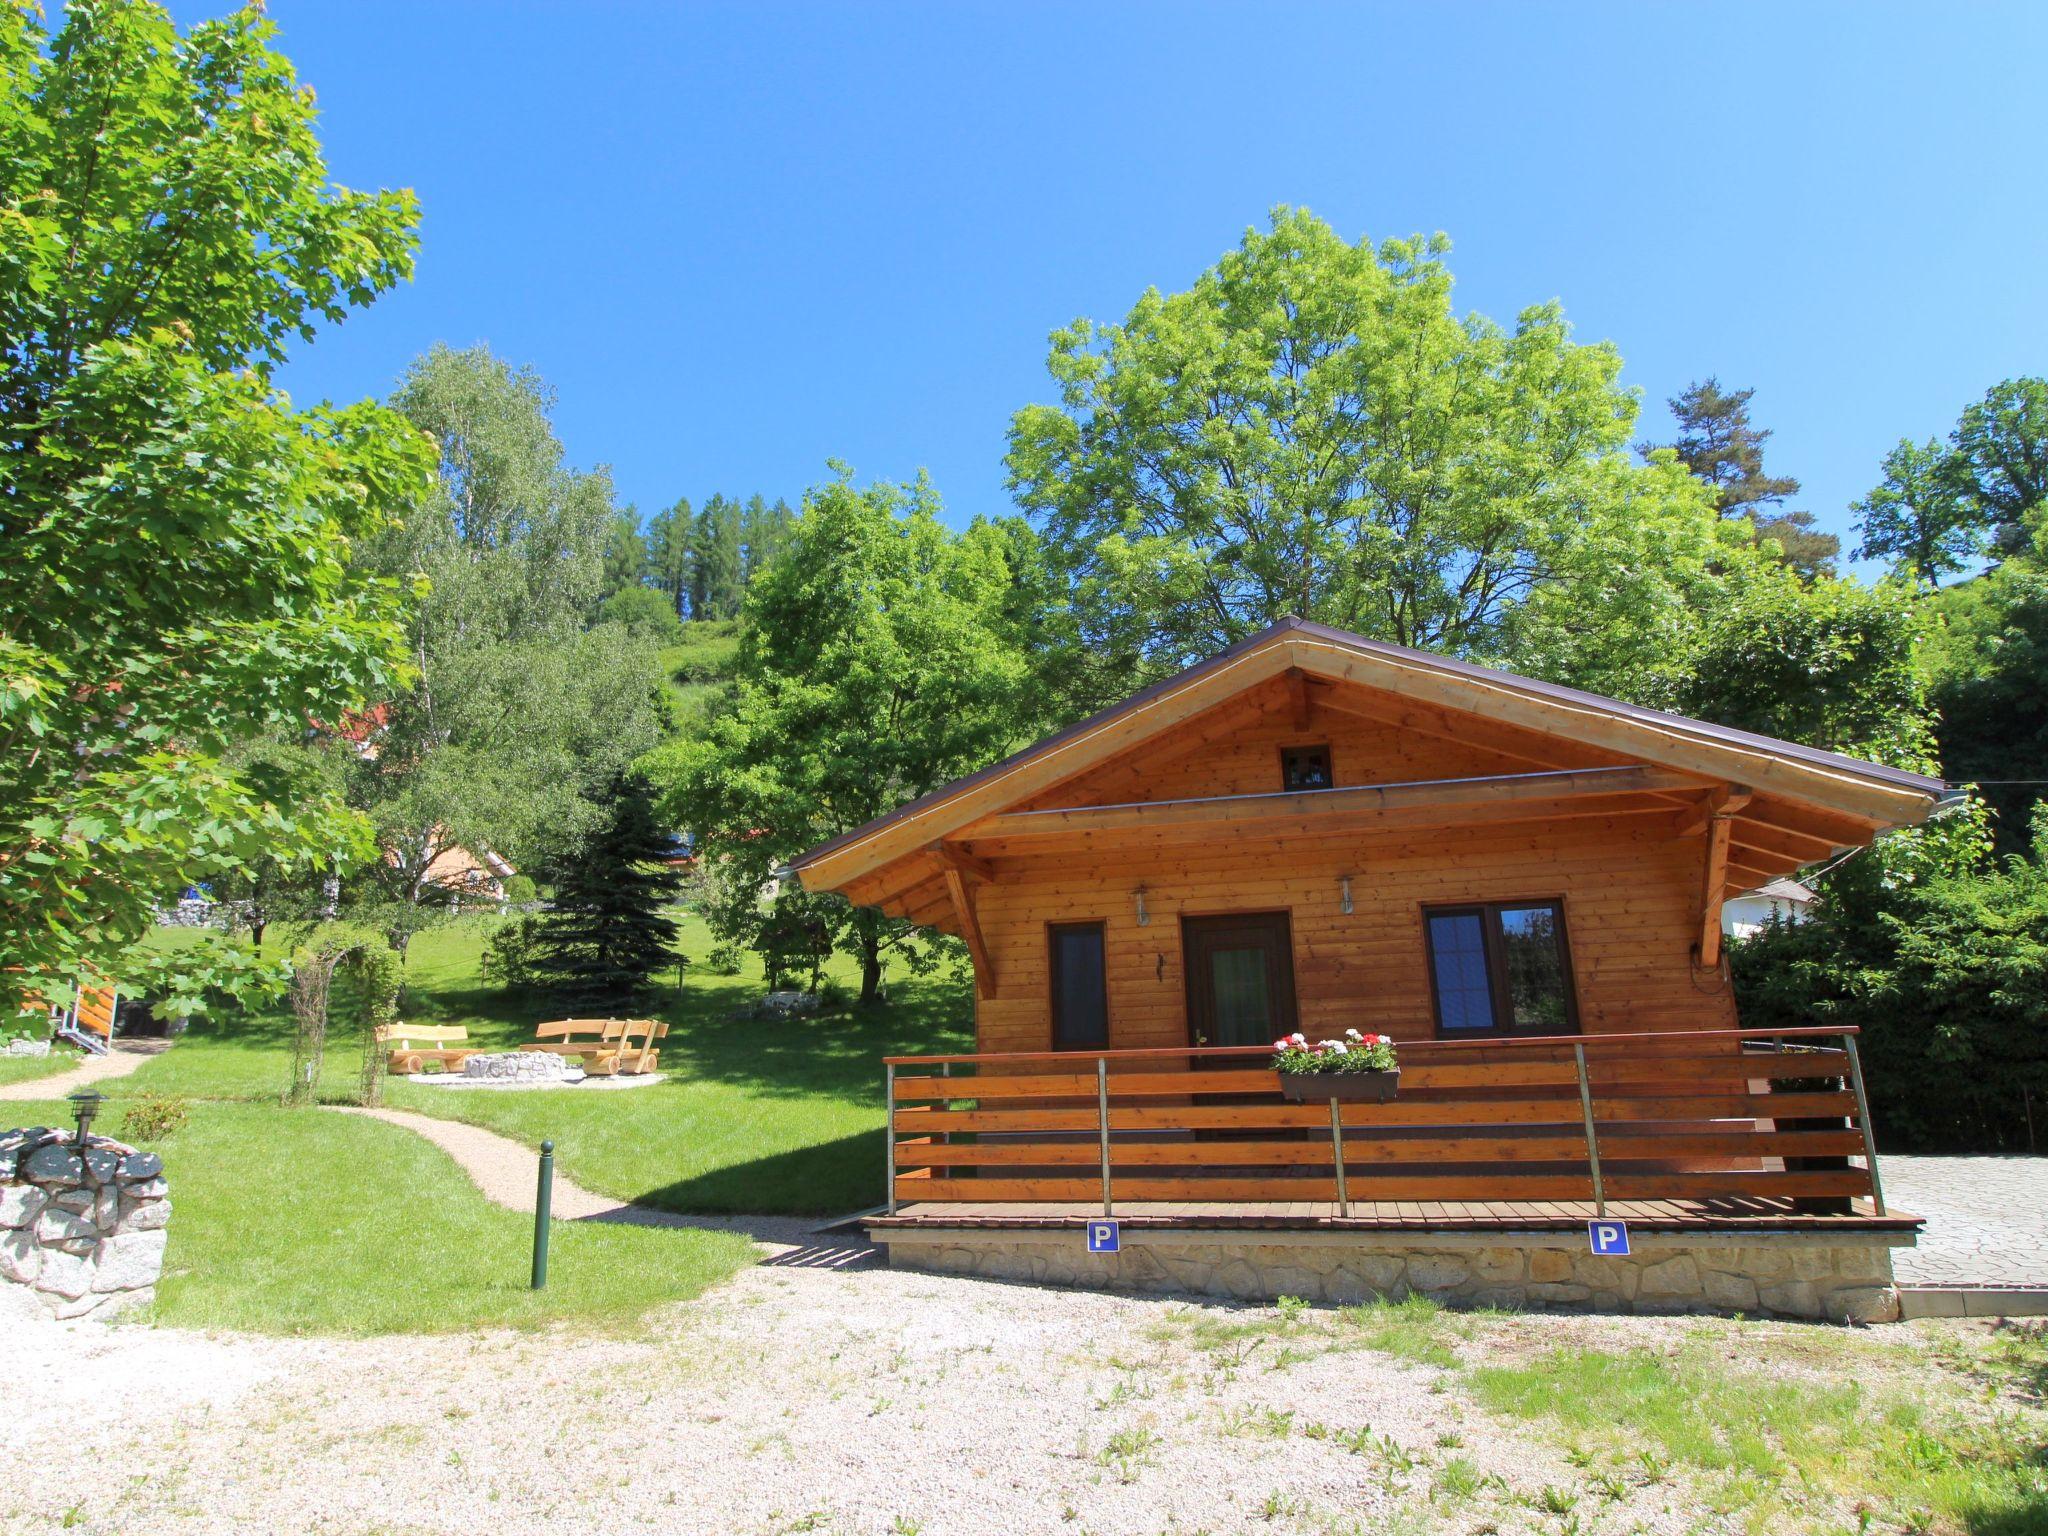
[531,772,684,1009]
[691,494,745,617]
[1656,378,1840,578]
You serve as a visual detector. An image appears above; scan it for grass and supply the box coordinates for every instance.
[127,911,972,1215]
[1469,1332,2048,1534]
[659,619,741,722]
[0,1097,754,1335]
[0,1049,82,1086]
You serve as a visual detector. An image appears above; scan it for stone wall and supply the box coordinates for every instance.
[879,1230,1904,1324]
[0,1127,170,1321]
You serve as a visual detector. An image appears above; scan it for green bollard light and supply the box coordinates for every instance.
[531,1138,554,1289]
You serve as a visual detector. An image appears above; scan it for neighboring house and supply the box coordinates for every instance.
[413,836,518,904]
[791,617,1942,1320]
[1723,877,1816,940]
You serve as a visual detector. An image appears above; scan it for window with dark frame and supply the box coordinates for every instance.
[1422,900,1577,1037]
[1048,921,1109,1050]
[1279,744,1333,792]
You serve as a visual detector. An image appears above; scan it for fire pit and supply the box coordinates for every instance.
[463,1052,578,1084]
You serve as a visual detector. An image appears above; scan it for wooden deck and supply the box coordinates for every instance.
[883,1026,1905,1223]
[873,1195,1921,1237]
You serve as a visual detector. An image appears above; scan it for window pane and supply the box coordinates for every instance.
[1428,913,1495,1031]
[1282,746,1332,791]
[1208,947,1272,1045]
[1052,926,1107,1048]
[1498,905,1570,1032]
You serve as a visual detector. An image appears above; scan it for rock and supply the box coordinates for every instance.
[91,1231,167,1294]
[1702,1269,1759,1311]
[1352,1252,1407,1291]
[124,1177,168,1200]
[34,1248,95,1299]
[1823,1286,1901,1325]
[1528,1249,1574,1284]
[1638,1256,1703,1298]
[23,1145,83,1186]
[1832,1246,1894,1282]
[0,1225,42,1285]
[94,1185,119,1228]
[1468,1286,1527,1310]
[51,1188,95,1214]
[53,1290,110,1320]
[117,1152,164,1183]
[1526,1282,1592,1306]
[1405,1254,1470,1292]
[82,1147,122,1185]
[116,1196,172,1235]
[3,1038,52,1057]
[1758,1280,1821,1318]
[92,1285,154,1320]
[1471,1246,1527,1284]
[0,1184,47,1230]
[35,1208,96,1246]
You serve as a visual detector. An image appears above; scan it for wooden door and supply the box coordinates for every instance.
[1183,912,1298,1051]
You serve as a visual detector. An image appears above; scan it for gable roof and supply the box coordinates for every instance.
[792,616,1944,895]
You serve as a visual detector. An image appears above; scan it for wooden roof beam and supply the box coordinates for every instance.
[940,864,997,999]
[972,765,1704,841]
[1675,784,1753,838]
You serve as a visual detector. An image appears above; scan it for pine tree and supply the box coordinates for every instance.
[691,494,745,618]
[645,497,694,618]
[1656,378,1839,578]
[741,494,795,587]
[600,507,648,599]
[530,772,683,1008]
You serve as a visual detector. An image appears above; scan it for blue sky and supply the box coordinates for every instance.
[218,1,2045,575]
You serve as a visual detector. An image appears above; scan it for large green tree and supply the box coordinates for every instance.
[1853,437,1980,587]
[644,496,694,618]
[0,0,430,1011]
[1652,378,1838,579]
[1006,209,1760,706]
[659,473,1039,1002]
[689,493,744,619]
[348,344,665,932]
[528,770,682,1008]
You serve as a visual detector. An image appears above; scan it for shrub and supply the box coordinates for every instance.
[500,874,537,904]
[120,1092,189,1143]
[599,584,685,643]
[480,915,544,991]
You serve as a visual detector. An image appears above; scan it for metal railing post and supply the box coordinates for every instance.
[1572,1042,1606,1217]
[1097,1055,1113,1216]
[1329,1098,1349,1218]
[884,1062,898,1216]
[1842,1034,1887,1217]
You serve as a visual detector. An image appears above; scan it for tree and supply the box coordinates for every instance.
[600,508,648,599]
[1732,796,2048,1152]
[690,494,744,619]
[0,0,430,1009]
[740,494,795,587]
[1006,208,1760,704]
[645,497,695,618]
[659,472,1039,1003]
[599,583,685,643]
[1952,377,2048,555]
[350,344,666,940]
[528,772,682,1008]
[1852,437,1980,586]
[1653,378,1838,579]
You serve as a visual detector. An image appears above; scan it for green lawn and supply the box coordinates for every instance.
[0,1097,754,1334]
[127,911,972,1215]
[0,1049,82,1087]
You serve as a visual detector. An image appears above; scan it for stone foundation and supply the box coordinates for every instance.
[877,1229,1905,1324]
[1,1127,170,1322]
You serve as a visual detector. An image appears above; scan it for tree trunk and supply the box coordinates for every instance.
[859,932,883,1006]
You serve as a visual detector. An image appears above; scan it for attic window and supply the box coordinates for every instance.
[1280,745,1333,792]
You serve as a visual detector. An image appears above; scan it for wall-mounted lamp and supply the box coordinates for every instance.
[1134,885,1150,927]
[1339,875,1354,915]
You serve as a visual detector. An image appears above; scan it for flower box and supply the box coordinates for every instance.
[1277,1069,1401,1103]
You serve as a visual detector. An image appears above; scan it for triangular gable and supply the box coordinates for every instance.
[791,616,1944,899]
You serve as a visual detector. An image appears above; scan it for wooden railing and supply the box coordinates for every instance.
[882,1027,1886,1218]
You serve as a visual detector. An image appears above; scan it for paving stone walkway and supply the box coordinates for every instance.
[1881,1154,2048,1287]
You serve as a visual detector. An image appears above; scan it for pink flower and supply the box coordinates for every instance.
[1289,1032,1307,1047]
[1272,1038,1292,1052]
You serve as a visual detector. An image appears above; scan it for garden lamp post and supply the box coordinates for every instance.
[68,1088,105,1151]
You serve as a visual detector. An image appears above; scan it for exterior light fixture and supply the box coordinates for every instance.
[1339,875,1354,915]
[68,1088,105,1151]
[1134,886,1150,927]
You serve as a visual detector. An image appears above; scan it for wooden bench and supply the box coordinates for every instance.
[520,1018,666,1076]
[376,1024,479,1075]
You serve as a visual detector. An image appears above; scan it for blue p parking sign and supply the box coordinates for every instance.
[1587,1220,1631,1256]
[1087,1219,1121,1254]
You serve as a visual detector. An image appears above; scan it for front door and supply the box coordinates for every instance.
[1183,911,1298,1051]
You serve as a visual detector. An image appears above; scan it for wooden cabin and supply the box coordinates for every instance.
[793,618,1945,1320]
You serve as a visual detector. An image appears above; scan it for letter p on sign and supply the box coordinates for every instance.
[1587,1220,1630,1256]
[1087,1220,1121,1254]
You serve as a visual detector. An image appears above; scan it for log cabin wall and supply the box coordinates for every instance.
[969,681,1738,1053]
[970,818,1737,1054]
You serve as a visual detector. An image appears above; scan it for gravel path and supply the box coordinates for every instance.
[0,1038,168,1101]
[330,1104,852,1254]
